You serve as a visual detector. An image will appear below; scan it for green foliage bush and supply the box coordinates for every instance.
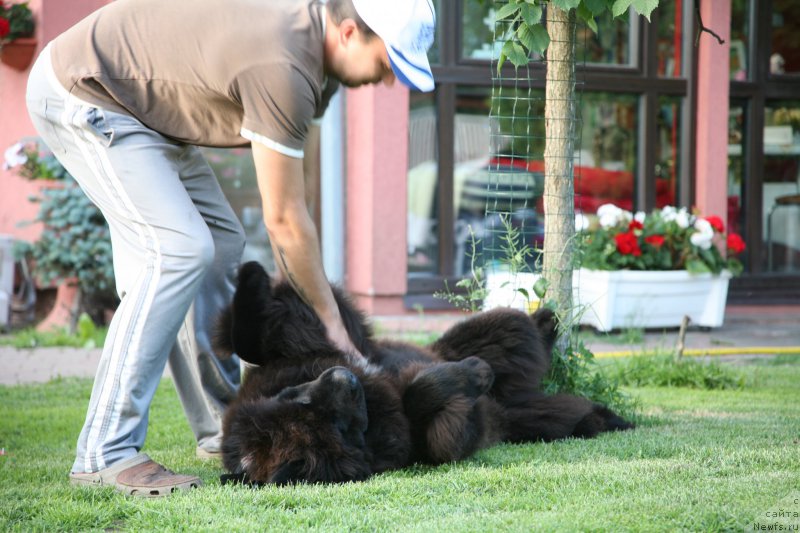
[0,312,107,348]
[18,180,115,297]
[543,338,638,420]
[608,353,745,390]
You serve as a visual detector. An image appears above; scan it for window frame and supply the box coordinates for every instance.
[727,0,800,299]
[406,1,697,308]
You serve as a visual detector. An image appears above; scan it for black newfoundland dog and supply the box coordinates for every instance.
[215,261,632,485]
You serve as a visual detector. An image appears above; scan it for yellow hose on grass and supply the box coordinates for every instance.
[593,346,800,359]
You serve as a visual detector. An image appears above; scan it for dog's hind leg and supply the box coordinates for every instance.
[402,357,501,463]
[430,308,556,400]
[502,393,634,443]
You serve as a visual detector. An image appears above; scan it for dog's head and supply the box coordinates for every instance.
[223,366,372,484]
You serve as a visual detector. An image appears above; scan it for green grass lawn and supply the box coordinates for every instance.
[1,357,799,532]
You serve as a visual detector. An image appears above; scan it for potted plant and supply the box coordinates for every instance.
[574,204,746,331]
[4,139,69,181]
[5,139,117,331]
[0,1,36,70]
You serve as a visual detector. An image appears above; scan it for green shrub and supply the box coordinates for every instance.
[17,179,116,304]
[543,338,639,420]
[608,353,745,390]
[0,313,107,348]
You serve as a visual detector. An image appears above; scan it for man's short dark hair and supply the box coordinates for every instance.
[326,0,376,38]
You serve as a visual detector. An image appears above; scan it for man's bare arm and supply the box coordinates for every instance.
[302,122,321,221]
[251,140,362,359]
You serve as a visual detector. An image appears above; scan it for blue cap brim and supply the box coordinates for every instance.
[388,45,434,92]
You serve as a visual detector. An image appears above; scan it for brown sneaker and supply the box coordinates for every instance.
[69,453,202,497]
[195,446,222,460]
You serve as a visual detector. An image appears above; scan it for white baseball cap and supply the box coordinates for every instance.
[352,0,436,92]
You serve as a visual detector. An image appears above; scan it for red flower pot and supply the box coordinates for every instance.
[1,37,38,71]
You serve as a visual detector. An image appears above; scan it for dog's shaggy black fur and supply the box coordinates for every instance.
[215,261,632,484]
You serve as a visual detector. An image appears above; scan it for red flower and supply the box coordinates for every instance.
[645,235,665,248]
[727,233,746,254]
[705,215,725,233]
[628,220,644,231]
[0,17,10,39]
[615,231,641,256]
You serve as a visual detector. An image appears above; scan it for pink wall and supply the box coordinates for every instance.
[345,83,409,314]
[694,0,731,222]
[0,0,109,241]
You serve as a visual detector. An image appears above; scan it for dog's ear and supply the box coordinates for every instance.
[214,261,275,365]
[236,261,273,299]
[228,261,272,365]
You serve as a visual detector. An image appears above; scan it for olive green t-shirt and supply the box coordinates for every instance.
[50,0,338,157]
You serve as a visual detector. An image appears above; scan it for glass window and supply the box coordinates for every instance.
[730,0,749,80]
[577,92,638,214]
[460,85,539,274]
[200,147,274,269]
[460,1,545,63]
[655,95,682,207]
[763,101,800,272]
[576,12,634,66]
[770,0,800,75]
[461,1,495,60]
[428,0,441,64]
[407,92,439,275]
[656,3,684,77]
[727,102,746,240]
[461,2,634,66]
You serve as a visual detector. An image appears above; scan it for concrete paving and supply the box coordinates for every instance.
[1,304,798,386]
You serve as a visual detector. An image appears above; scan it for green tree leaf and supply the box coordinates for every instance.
[525,24,551,54]
[533,276,550,299]
[611,0,633,17]
[495,2,522,21]
[576,3,599,32]
[551,0,582,10]
[520,3,543,26]
[582,0,609,16]
[501,40,530,68]
[630,0,659,20]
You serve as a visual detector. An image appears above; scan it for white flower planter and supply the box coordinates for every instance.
[573,268,731,332]
[483,270,541,313]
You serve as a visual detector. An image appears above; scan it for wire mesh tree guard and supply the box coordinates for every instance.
[484,3,582,328]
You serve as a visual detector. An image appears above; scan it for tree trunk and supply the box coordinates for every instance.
[543,7,577,343]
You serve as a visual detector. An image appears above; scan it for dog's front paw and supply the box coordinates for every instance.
[458,356,495,396]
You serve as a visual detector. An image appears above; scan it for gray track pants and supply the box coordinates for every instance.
[26,46,243,474]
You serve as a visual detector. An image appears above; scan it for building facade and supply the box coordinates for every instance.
[1,0,798,317]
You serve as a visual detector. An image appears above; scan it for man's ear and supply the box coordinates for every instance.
[338,18,358,46]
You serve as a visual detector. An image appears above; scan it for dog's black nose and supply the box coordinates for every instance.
[327,367,359,390]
